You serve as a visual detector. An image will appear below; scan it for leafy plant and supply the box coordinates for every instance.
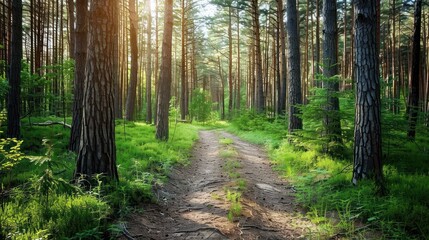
[226,190,242,222]
[190,88,212,123]
[295,76,354,156]
[0,138,24,173]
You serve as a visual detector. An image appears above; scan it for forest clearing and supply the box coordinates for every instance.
[1,0,429,239]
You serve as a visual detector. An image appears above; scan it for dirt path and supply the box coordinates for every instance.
[122,130,317,239]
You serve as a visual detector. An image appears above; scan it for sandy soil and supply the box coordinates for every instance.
[121,130,318,239]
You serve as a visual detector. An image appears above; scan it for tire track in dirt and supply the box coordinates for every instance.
[122,130,317,239]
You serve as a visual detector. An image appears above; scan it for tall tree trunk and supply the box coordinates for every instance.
[407,0,422,139]
[180,0,187,120]
[113,0,121,118]
[125,0,139,121]
[251,0,264,113]
[236,7,241,111]
[303,0,309,104]
[7,0,22,138]
[278,0,287,115]
[0,2,7,75]
[146,0,153,124]
[69,0,87,152]
[322,0,342,148]
[67,0,75,59]
[228,5,233,116]
[218,57,226,120]
[315,0,320,87]
[275,0,281,115]
[155,0,173,141]
[154,0,159,124]
[391,0,399,114]
[352,0,384,193]
[286,0,302,133]
[74,0,118,181]
[34,0,43,112]
[342,0,347,82]
[349,0,355,83]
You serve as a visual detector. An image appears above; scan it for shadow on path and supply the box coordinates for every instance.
[121,130,318,239]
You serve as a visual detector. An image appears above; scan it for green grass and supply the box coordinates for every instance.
[225,190,242,222]
[1,119,200,239]
[229,111,429,239]
[219,148,237,159]
[219,137,234,145]
[1,192,110,239]
[217,138,245,222]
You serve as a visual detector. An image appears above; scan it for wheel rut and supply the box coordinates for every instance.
[121,130,317,239]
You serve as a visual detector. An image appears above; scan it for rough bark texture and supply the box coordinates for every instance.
[407,0,422,139]
[146,0,153,124]
[322,0,342,146]
[277,0,286,115]
[352,0,383,190]
[67,0,75,59]
[218,57,225,120]
[155,0,173,141]
[74,0,118,181]
[7,0,22,138]
[113,0,121,118]
[228,5,233,116]
[286,0,302,133]
[125,0,139,121]
[180,0,186,120]
[315,0,320,87]
[251,0,264,113]
[236,7,241,111]
[69,0,87,152]
[153,0,159,124]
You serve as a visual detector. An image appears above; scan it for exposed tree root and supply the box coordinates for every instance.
[31,121,71,128]
[241,224,280,232]
[174,227,227,237]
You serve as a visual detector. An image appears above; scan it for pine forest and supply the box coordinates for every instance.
[1,0,429,239]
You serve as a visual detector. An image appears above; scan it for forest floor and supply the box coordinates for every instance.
[121,130,319,239]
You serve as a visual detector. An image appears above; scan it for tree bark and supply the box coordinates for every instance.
[407,0,422,139]
[7,0,22,138]
[218,57,225,120]
[125,0,139,121]
[154,0,159,124]
[113,0,121,118]
[146,0,153,124]
[155,0,173,141]
[322,0,342,147]
[278,0,287,115]
[251,0,264,113]
[352,0,384,193]
[74,0,118,181]
[286,0,302,133]
[315,0,320,87]
[69,0,87,152]
[228,5,233,116]
[67,0,75,59]
[180,0,187,120]
[236,7,241,111]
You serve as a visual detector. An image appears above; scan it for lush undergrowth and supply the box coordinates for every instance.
[229,110,429,239]
[1,117,200,239]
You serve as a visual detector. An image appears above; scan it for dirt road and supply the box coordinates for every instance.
[122,130,317,239]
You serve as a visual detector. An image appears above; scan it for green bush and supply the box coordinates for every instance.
[296,86,354,157]
[190,88,212,123]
